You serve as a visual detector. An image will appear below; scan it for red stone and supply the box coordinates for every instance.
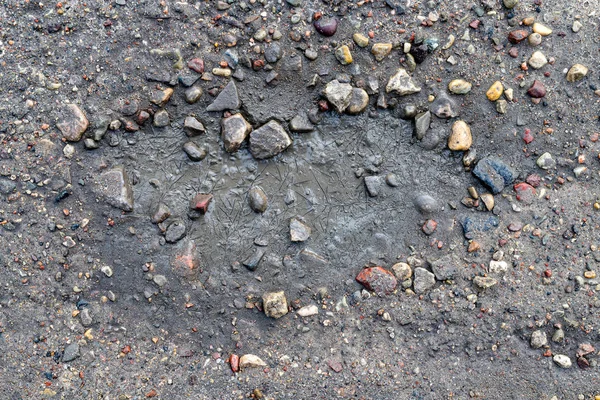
[526,174,541,187]
[527,80,546,98]
[318,100,329,111]
[544,269,552,277]
[513,182,536,203]
[188,58,204,74]
[422,219,437,235]
[356,266,397,295]
[508,47,519,58]
[523,128,534,144]
[229,354,239,372]
[469,20,480,29]
[508,30,528,44]
[122,119,139,132]
[136,110,150,125]
[190,193,213,213]
[252,59,265,70]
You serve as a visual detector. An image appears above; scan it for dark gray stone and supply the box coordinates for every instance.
[183,142,206,161]
[165,219,187,243]
[94,166,134,212]
[414,111,431,139]
[289,114,314,132]
[430,255,457,281]
[62,343,80,362]
[249,120,292,159]
[265,43,283,63]
[206,81,240,112]
[473,157,516,194]
[248,187,268,213]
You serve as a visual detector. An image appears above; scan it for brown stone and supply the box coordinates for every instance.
[57,104,89,142]
[527,80,546,98]
[190,193,213,214]
[508,29,528,44]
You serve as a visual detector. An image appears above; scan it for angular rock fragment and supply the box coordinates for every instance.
[413,267,435,294]
[324,80,353,113]
[290,217,311,242]
[207,81,240,112]
[386,68,421,95]
[262,291,288,318]
[289,113,314,132]
[473,276,497,289]
[189,193,213,214]
[94,166,134,211]
[57,104,89,142]
[239,354,267,369]
[472,157,516,194]
[171,239,201,279]
[221,113,252,152]
[249,120,292,159]
[355,266,397,295]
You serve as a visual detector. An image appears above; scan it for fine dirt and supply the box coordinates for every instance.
[0,0,599,398]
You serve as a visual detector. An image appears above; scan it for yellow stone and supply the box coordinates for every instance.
[584,271,597,279]
[486,81,503,101]
[353,33,369,48]
[533,22,552,36]
[335,45,353,65]
[566,64,588,82]
[522,16,535,26]
[84,329,94,340]
[448,120,472,151]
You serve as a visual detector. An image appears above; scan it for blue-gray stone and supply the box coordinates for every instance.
[472,157,516,194]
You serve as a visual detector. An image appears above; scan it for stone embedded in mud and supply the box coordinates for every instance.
[249,120,292,159]
[353,33,369,48]
[171,239,201,279]
[414,194,439,214]
[313,17,338,37]
[371,43,392,61]
[486,81,503,101]
[448,79,472,94]
[152,203,170,224]
[532,22,552,36]
[185,86,203,104]
[472,156,516,194]
[553,354,572,368]
[297,304,319,317]
[430,255,457,280]
[57,104,89,142]
[290,217,311,242]
[355,266,397,295]
[248,186,268,213]
[527,80,546,98]
[489,260,508,273]
[513,182,536,203]
[530,330,547,349]
[391,262,412,281]
[422,219,437,235]
[334,45,353,65]
[448,120,472,151]
[239,354,267,369]
[528,51,547,69]
[364,175,381,197]
[190,193,213,214]
[346,88,369,114]
[182,142,206,161]
[324,80,353,113]
[187,57,204,73]
[243,249,264,271]
[229,354,240,373]
[289,113,314,132]
[566,64,588,82]
[153,109,170,127]
[165,219,187,243]
[262,291,288,319]
[431,96,457,120]
[206,80,240,112]
[473,276,497,289]
[413,267,435,294]
[221,113,252,152]
[480,193,495,211]
[149,87,174,107]
[62,343,80,363]
[385,68,421,96]
[414,111,431,139]
[508,29,528,44]
[409,44,429,64]
[95,166,134,212]
[536,152,555,170]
